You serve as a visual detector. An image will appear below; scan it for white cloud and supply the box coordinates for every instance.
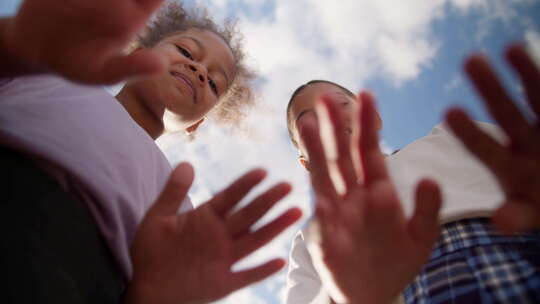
[444,75,463,92]
[449,0,488,11]
[377,35,439,84]
[447,0,538,43]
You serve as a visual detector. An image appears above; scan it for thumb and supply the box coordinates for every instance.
[100,50,168,84]
[149,162,194,216]
[409,179,442,246]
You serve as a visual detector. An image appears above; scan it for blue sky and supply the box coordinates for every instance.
[371,2,540,148]
[2,1,540,304]
[0,0,20,15]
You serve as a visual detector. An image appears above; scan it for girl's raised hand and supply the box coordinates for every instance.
[127,163,302,304]
[299,93,442,304]
[4,0,167,84]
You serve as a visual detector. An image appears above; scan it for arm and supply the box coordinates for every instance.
[0,0,167,84]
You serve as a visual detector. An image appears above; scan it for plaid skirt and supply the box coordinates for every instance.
[403,218,540,304]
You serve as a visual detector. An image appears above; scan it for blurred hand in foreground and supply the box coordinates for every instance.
[127,163,302,304]
[3,0,168,84]
[299,92,442,304]
[446,44,540,233]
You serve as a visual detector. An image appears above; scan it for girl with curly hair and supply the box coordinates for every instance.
[0,1,301,303]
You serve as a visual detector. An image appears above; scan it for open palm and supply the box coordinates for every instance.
[299,93,442,304]
[6,0,167,84]
[128,163,302,304]
[446,45,540,233]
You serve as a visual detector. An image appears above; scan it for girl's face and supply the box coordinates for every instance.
[127,28,236,129]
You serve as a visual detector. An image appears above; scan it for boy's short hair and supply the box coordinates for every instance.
[138,2,256,127]
[286,80,355,148]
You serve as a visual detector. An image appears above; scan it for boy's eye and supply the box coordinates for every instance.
[176,46,193,60]
[208,78,218,95]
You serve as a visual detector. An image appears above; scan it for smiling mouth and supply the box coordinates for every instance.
[170,71,197,103]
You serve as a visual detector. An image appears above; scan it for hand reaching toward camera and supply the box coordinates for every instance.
[299,93,442,304]
[1,0,167,84]
[446,45,540,233]
[126,163,302,304]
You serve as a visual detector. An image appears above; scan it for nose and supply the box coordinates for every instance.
[187,64,207,85]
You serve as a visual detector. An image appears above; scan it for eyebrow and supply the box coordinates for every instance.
[182,36,231,89]
[295,100,351,122]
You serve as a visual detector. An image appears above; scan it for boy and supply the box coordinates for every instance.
[285,45,540,303]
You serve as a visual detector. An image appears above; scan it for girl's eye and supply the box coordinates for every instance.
[176,46,193,60]
[208,78,218,95]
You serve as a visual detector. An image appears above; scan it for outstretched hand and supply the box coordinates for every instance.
[299,93,442,304]
[4,0,168,84]
[446,45,540,233]
[127,163,302,304]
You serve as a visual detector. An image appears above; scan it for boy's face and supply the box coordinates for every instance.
[290,83,358,168]
[126,28,236,130]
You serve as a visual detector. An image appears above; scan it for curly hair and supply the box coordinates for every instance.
[138,1,256,127]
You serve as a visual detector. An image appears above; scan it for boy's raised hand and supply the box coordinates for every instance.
[446,45,540,233]
[3,0,167,84]
[126,163,302,304]
[299,93,442,304]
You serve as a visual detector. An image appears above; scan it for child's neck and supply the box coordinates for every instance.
[116,85,165,140]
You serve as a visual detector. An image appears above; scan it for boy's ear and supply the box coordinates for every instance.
[299,155,310,171]
[186,118,205,134]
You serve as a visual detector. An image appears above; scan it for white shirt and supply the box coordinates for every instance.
[285,122,505,304]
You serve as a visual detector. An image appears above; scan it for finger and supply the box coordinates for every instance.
[209,169,268,216]
[101,50,168,84]
[149,162,194,216]
[314,195,339,243]
[299,115,339,200]
[230,259,285,291]
[465,54,530,147]
[226,182,292,237]
[493,200,540,233]
[358,91,389,185]
[409,179,442,246]
[505,44,540,119]
[320,96,359,192]
[445,108,510,177]
[233,208,302,261]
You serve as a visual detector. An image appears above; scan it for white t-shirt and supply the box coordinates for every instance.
[0,75,193,281]
[285,122,505,304]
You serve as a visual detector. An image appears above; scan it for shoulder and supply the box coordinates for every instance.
[392,121,504,158]
[0,78,13,88]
